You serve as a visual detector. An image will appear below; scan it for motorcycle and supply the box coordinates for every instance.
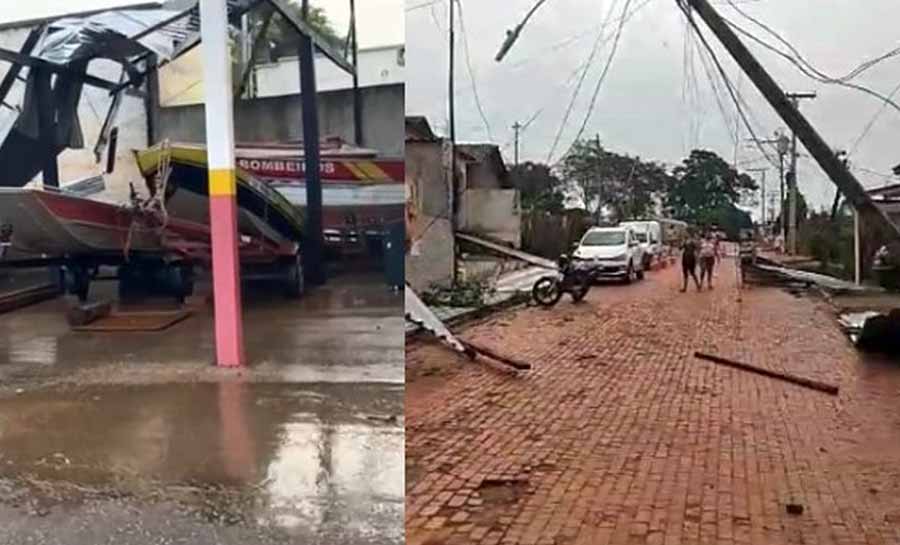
[531,254,595,307]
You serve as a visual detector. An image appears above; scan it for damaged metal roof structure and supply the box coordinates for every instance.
[0,0,353,189]
[0,0,358,302]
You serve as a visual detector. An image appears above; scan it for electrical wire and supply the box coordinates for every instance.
[406,0,442,12]
[679,3,776,167]
[455,0,494,142]
[694,28,737,149]
[506,0,655,72]
[720,5,900,117]
[725,0,900,84]
[563,0,635,158]
[545,0,621,163]
[849,77,900,155]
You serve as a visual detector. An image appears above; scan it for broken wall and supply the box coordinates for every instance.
[405,140,454,290]
[460,189,521,248]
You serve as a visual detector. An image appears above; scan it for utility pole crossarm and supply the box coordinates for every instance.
[684,0,900,241]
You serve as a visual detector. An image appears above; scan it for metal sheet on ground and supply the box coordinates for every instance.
[404,285,465,353]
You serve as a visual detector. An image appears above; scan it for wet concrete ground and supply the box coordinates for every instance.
[0,271,403,544]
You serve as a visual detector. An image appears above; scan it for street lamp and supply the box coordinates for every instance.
[495,0,548,62]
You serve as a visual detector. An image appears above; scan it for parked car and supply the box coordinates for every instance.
[619,220,662,269]
[572,226,645,283]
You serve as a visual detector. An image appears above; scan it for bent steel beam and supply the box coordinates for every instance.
[269,0,355,75]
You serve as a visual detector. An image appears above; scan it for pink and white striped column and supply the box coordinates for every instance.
[200,0,245,367]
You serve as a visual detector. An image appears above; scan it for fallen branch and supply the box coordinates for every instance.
[694,352,839,395]
[459,339,532,371]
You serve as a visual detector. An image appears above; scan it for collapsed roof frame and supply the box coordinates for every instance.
[0,0,360,285]
[0,0,353,98]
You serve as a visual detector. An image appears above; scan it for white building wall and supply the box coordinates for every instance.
[253,45,405,98]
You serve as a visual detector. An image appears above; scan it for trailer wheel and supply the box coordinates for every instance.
[65,265,91,302]
[285,252,304,299]
[172,264,195,303]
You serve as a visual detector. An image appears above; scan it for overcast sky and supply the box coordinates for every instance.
[407,0,900,214]
[0,0,403,48]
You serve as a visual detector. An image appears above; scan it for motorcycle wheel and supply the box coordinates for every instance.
[532,276,563,307]
[570,273,591,303]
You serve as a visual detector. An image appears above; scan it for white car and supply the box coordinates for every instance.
[572,226,645,283]
[619,220,662,270]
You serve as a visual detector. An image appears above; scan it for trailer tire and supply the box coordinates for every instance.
[65,265,91,302]
[172,264,195,303]
[285,252,304,299]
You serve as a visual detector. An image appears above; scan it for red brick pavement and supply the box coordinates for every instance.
[406,258,900,545]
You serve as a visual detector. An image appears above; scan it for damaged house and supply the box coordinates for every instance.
[405,115,521,291]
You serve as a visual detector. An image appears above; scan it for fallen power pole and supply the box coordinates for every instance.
[684,0,900,242]
[694,352,839,395]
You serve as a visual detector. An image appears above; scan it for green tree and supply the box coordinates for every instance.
[509,161,565,213]
[560,139,671,223]
[252,1,345,60]
[666,149,758,223]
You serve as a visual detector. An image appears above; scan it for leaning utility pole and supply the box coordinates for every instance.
[448,0,458,282]
[746,131,790,238]
[785,92,815,255]
[512,121,522,167]
[683,0,900,245]
[350,0,363,146]
[747,167,767,226]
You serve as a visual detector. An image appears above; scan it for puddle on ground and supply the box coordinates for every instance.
[0,382,403,542]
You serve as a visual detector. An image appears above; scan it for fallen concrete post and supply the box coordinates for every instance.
[694,352,839,395]
[458,339,532,371]
[0,283,60,314]
[66,299,112,327]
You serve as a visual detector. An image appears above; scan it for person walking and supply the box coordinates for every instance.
[699,232,717,289]
[681,232,701,292]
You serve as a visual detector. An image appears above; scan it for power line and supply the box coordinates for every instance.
[455,0,494,142]
[679,3,776,168]
[563,0,635,156]
[406,0,442,12]
[720,3,900,117]
[693,26,738,149]
[849,77,900,155]
[545,0,621,163]
[505,0,655,71]
[725,0,900,84]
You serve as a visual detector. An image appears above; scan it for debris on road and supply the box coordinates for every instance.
[458,339,532,371]
[694,352,839,395]
[0,283,61,315]
[855,309,900,354]
[456,232,557,270]
[406,285,531,371]
[786,503,805,515]
[66,300,112,327]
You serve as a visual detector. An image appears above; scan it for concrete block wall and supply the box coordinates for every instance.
[156,84,404,158]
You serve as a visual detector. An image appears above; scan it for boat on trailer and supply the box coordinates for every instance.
[0,147,306,302]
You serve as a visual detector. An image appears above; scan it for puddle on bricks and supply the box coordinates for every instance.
[0,381,404,537]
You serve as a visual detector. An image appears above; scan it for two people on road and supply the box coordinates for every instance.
[680,230,718,292]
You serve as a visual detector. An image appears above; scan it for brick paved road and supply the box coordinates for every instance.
[406,258,900,545]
